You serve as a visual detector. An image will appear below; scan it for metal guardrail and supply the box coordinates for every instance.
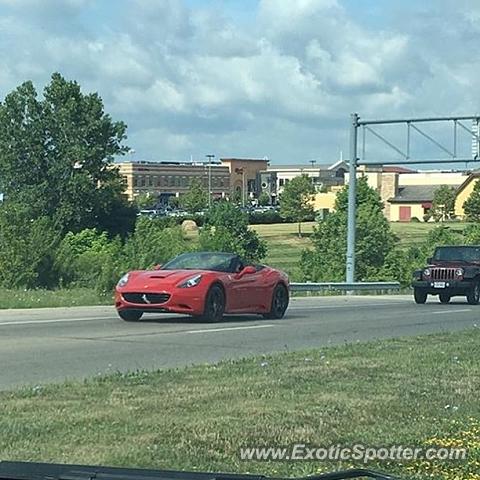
[290,281,401,292]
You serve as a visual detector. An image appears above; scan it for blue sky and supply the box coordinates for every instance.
[0,0,479,166]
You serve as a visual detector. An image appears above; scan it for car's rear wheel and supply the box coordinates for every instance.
[198,284,225,322]
[263,283,289,319]
[439,293,451,304]
[414,288,427,304]
[118,310,143,322]
[466,281,480,305]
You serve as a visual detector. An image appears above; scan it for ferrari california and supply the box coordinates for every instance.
[114,252,289,322]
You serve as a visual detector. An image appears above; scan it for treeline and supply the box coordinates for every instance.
[0,201,266,292]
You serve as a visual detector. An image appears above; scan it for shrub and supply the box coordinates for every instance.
[0,204,60,289]
[55,228,124,293]
[123,217,190,271]
[200,202,267,262]
[248,210,284,224]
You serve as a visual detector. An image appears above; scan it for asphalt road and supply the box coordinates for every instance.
[0,295,478,391]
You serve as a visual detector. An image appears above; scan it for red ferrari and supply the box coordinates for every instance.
[115,252,289,322]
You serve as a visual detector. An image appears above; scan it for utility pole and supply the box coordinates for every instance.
[346,113,358,284]
[205,154,215,207]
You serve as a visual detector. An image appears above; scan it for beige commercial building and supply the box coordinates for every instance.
[116,158,269,203]
[116,161,231,202]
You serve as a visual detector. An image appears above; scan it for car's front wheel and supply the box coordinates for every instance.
[118,310,143,322]
[414,288,427,304]
[263,283,289,319]
[198,284,225,322]
[466,281,480,305]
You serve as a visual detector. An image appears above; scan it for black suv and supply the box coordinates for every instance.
[412,245,480,304]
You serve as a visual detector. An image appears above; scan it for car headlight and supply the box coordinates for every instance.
[178,274,202,288]
[455,268,464,277]
[423,268,431,277]
[117,273,130,288]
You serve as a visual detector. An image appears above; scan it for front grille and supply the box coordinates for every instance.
[431,268,456,280]
[122,293,171,304]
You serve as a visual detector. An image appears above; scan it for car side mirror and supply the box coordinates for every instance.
[153,264,162,270]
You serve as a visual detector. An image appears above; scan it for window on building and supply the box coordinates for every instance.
[279,178,284,187]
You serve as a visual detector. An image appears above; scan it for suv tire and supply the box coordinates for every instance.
[414,288,427,304]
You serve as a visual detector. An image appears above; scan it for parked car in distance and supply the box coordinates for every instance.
[115,252,290,322]
[412,245,480,304]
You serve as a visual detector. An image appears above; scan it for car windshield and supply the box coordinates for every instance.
[161,252,240,272]
[433,246,480,262]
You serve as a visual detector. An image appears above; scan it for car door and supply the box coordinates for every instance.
[229,265,265,312]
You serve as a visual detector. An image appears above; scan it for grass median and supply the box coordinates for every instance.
[1,329,479,480]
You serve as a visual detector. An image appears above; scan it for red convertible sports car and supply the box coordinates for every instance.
[115,251,289,322]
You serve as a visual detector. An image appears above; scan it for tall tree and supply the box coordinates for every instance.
[463,180,480,222]
[431,185,456,221]
[0,73,135,236]
[279,175,315,237]
[180,178,208,213]
[301,177,396,282]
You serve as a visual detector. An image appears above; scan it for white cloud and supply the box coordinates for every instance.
[0,0,479,163]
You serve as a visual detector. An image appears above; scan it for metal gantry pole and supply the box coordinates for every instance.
[346,113,359,283]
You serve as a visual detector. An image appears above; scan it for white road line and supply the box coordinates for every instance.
[187,324,275,334]
[0,317,112,326]
[431,309,472,315]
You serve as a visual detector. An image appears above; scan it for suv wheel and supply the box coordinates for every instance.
[439,293,451,304]
[414,288,427,304]
[466,282,480,305]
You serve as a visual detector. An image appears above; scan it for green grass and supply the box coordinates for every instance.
[1,329,479,479]
[252,222,315,281]
[0,288,111,309]
[390,221,471,248]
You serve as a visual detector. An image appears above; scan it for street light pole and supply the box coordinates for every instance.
[205,154,215,207]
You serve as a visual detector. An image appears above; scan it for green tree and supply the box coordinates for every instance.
[301,178,396,281]
[0,203,60,288]
[123,217,189,270]
[0,73,136,237]
[431,185,456,221]
[179,178,208,213]
[200,202,267,262]
[55,228,124,293]
[279,175,316,237]
[257,191,270,206]
[134,193,156,210]
[463,180,480,222]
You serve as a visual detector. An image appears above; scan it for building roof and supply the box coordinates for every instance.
[456,172,480,195]
[383,166,417,173]
[267,161,348,171]
[220,158,269,163]
[389,185,440,203]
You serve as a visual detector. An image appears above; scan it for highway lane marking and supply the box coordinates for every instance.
[186,324,275,334]
[430,308,472,314]
[0,317,114,326]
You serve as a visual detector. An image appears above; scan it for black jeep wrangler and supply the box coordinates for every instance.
[412,245,480,304]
